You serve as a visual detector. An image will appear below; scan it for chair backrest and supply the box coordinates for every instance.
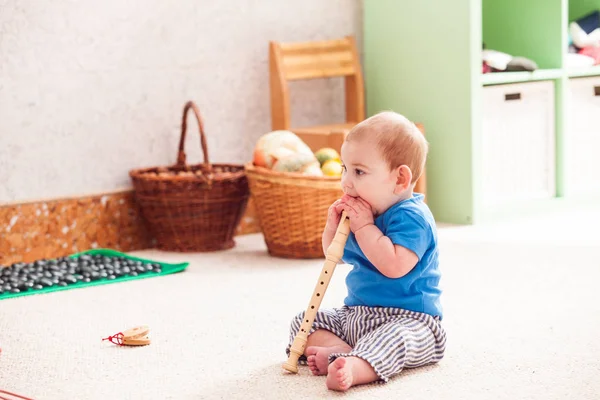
[269,36,365,130]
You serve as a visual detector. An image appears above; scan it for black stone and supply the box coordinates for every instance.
[40,278,54,287]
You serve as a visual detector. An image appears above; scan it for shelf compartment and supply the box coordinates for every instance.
[483,0,563,70]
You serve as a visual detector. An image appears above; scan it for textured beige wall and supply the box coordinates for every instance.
[0,0,362,203]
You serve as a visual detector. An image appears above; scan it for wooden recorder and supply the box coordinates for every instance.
[283,211,350,373]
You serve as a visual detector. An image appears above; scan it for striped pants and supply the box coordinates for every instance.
[287,305,447,382]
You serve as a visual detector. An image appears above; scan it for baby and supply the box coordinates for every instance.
[286,111,446,391]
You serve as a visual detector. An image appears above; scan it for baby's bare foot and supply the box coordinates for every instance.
[306,354,320,375]
[326,357,353,391]
[305,345,351,376]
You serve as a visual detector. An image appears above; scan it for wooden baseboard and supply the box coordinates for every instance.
[0,191,261,265]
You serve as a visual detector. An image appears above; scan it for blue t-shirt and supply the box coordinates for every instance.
[343,193,443,319]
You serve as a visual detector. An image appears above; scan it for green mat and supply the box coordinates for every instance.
[0,249,189,301]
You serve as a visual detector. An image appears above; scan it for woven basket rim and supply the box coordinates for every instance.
[244,162,341,182]
[129,162,246,182]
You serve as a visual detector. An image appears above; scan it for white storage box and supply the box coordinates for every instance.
[482,81,556,206]
[567,76,600,196]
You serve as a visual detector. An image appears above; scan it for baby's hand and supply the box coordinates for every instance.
[325,199,344,232]
[336,195,374,233]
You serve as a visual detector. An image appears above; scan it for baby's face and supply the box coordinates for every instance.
[340,138,400,215]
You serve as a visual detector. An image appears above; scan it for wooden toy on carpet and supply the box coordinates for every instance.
[283,211,350,373]
[102,325,151,346]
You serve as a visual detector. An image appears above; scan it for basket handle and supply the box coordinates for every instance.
[177,101,211,170]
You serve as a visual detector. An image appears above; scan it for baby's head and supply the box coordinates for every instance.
[340,111,428,215]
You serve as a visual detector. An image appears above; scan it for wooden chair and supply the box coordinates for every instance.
[269,36,427,198]
[269,36,364,152]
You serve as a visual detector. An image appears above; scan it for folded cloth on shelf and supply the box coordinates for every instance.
[482,49,538,72]
[570,11,600,48]
[577,10,600,34]
[482,49,513,70]
[566,52,596,68]
[579,46,600,65]
[482,62,492,74]
[505,57,538,72]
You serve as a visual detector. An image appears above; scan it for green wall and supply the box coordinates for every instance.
[364,0,480,224]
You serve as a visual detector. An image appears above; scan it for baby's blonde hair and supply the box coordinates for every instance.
[345,111,428,184]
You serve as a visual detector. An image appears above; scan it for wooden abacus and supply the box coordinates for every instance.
[283,211,350,373]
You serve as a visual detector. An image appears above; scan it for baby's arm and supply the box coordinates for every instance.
[337,196,419,278]
[354,225,418,279]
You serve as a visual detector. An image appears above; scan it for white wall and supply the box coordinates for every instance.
[0,0,362,203]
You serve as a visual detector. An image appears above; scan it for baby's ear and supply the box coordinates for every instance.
[394,165,413,193]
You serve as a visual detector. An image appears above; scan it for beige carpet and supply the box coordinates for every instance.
[1,207,600,399]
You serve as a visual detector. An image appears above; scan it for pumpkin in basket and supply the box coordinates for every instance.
[253,130,323,176]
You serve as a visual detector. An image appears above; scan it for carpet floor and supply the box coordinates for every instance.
[1,207,599,399]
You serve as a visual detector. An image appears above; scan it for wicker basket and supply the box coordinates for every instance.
[245,163,343,258]
[129,101,249,252]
